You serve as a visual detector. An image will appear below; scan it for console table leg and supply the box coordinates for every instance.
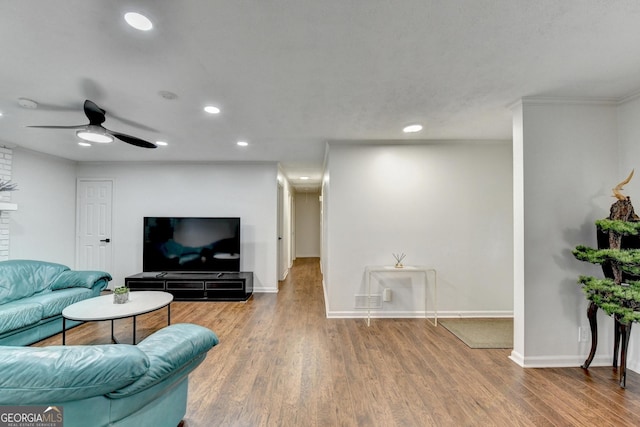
[582,302,599,369]
[614,317,622,367]
[619,322,632,388]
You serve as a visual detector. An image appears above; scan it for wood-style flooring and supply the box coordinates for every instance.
[36,258,640,426]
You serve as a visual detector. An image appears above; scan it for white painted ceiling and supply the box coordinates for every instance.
[2,1,640,191]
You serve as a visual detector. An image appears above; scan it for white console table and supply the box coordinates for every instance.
[365,265,437,327]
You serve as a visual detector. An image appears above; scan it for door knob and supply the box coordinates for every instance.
[100,238,111,243]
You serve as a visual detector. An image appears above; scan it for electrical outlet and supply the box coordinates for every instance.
[578,327,589,342]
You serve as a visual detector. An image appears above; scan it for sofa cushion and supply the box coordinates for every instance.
[107,323,218,398]
[0,301,43,334]
[25,288,95,318]
[49,270,112,291]
[0,260,69,304]
[0,345,150,404]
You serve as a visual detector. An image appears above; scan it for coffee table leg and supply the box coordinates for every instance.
[62,318,66,345]
[111,319,117,344]
[168,304,171,326]
[133,316,137,344]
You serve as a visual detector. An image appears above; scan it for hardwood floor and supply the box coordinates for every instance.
[36,258,640,426]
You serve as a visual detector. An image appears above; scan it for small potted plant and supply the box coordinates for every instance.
[113,286,129,304]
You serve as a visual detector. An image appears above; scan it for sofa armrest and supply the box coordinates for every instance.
[49,270,112,291]
[107,323,219,398]
[0,345,149,404]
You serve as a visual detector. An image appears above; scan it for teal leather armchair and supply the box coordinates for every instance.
[0,323,218,427]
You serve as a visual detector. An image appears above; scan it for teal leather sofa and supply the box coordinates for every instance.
[0,323,218,427]
[0,260,111,345]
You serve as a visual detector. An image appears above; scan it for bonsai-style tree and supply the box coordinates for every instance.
[573,170,640,388]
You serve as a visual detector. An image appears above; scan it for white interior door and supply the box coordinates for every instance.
[77,179,113,274]
[277,183,285,280]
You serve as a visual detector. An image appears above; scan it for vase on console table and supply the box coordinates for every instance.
[393,252,406,268]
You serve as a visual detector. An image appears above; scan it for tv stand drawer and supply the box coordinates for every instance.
[206,281,243,290]
[166,281,205,290]
[128,280,164,290]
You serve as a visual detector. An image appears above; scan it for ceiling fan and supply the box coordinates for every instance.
[28,100,156,149]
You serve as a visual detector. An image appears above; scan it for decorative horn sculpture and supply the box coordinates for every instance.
[613,169,635,201]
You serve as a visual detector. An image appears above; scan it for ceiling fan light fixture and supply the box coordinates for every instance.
[124,12,153,31]
[76,128,114,143]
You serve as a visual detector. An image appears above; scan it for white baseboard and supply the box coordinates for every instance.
[254,286,278,293]
[436,310,514,318]
[322,278,330,318]
[628,359,640,374]
[509,351,613,368]
[325,309,514,319]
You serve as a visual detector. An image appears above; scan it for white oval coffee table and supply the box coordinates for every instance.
[62,291,173,345]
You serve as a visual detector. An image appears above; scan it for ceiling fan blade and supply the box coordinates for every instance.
[110,131,157,149]
[27,124,87,129]
[106,113,158,132]
[83,100,106,126]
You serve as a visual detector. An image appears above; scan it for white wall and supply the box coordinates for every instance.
[10,148,77,265]
[513,99,618,367]
[75,162,279,292]
[324,142,513,318]
[295,190,320,258]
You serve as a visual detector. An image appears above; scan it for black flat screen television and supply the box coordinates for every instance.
[143,217,240,272]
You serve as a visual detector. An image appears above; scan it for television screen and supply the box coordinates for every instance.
[143,217,240,272]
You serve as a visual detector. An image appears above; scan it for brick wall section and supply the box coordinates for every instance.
[0,147,13,261]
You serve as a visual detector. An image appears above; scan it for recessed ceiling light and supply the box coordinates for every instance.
[204,106,221,114]
[78,142,91,147]
[156,141,168,146]
[300,176,310,180]
[403,124,423,133]
[237,141,248,147]
[124,12,153,31]
[0,112,3,117]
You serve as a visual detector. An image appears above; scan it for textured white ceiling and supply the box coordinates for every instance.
[1,1,640,190]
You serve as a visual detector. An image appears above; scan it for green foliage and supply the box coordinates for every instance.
[114,286,129,294]
[596,219,640,235]
[577,276,640,323]
[573,246,640,275]
[573,245,608,264]
[574,219,640,324]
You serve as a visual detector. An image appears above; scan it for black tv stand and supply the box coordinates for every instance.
[125,271,253,301]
